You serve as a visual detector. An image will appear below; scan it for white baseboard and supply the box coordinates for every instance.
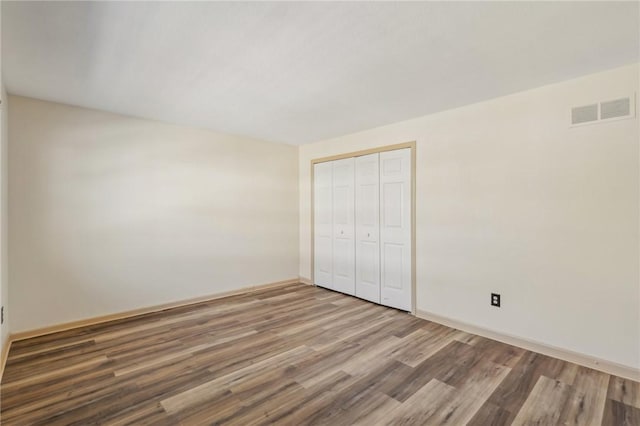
[299,276,314,285]
[10,278,301,342]
[415,309,639,382]
[0,335,11,383]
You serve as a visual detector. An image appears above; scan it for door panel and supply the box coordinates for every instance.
[332,158,355,295]
[314,161,333,289]
[315,236,332,283]
[316,187,332,224]
[333,238,351,279]
[380,148,411,310]
[355,153,380,303]
[383,182,403,227]
[382,243,404,289]
[333,186,349,225]
[360,184,377,226]
[360,241,378,284]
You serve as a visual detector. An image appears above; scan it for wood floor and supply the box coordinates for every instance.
[1,283,638,425]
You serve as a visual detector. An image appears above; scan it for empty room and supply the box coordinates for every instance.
[0,1,638,425]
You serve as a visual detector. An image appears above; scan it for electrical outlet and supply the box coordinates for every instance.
[491,293,501,307]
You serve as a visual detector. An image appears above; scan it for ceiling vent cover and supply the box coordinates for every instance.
[571,94,635,127]
[600,98,631,120]
[571,104,598,125]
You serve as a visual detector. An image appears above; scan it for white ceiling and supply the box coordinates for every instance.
[2,2,639,145]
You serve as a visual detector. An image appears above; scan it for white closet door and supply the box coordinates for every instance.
[380,148,412,311]
[314,161,333,289]
[332,157,355,295]
[355,153,380,303]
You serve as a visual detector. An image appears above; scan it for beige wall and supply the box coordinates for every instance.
[299,64,640,369]
[9,96,299,332]
[1,86,8,352]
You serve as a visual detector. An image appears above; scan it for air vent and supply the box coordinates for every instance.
[601,98,630,120]
[571,93,635,127]
[571,104,598,125]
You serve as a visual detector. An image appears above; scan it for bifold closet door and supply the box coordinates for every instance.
[355,153,380,303]
[331,158,355,295]
[313,161,333,289]
[380,148,412,311]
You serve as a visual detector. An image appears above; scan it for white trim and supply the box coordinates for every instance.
[415,309,640,382]
[3,279,303,382]
[10,278,301,342]
[0,336,11,383]
[298,276,314,285]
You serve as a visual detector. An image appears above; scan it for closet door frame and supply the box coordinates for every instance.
[310,141,416,314]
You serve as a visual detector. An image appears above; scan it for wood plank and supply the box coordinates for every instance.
[601,398,640,426]
[385,327,459,368]
[559,366,610,425]
[375,379,457,425]
[608,375,640,409]
[263,370,356,424]
[511,376,573,425]
[422,361,510,425]
[466,401,512,426]
[160,345,312,414]
[485,350,569,423]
